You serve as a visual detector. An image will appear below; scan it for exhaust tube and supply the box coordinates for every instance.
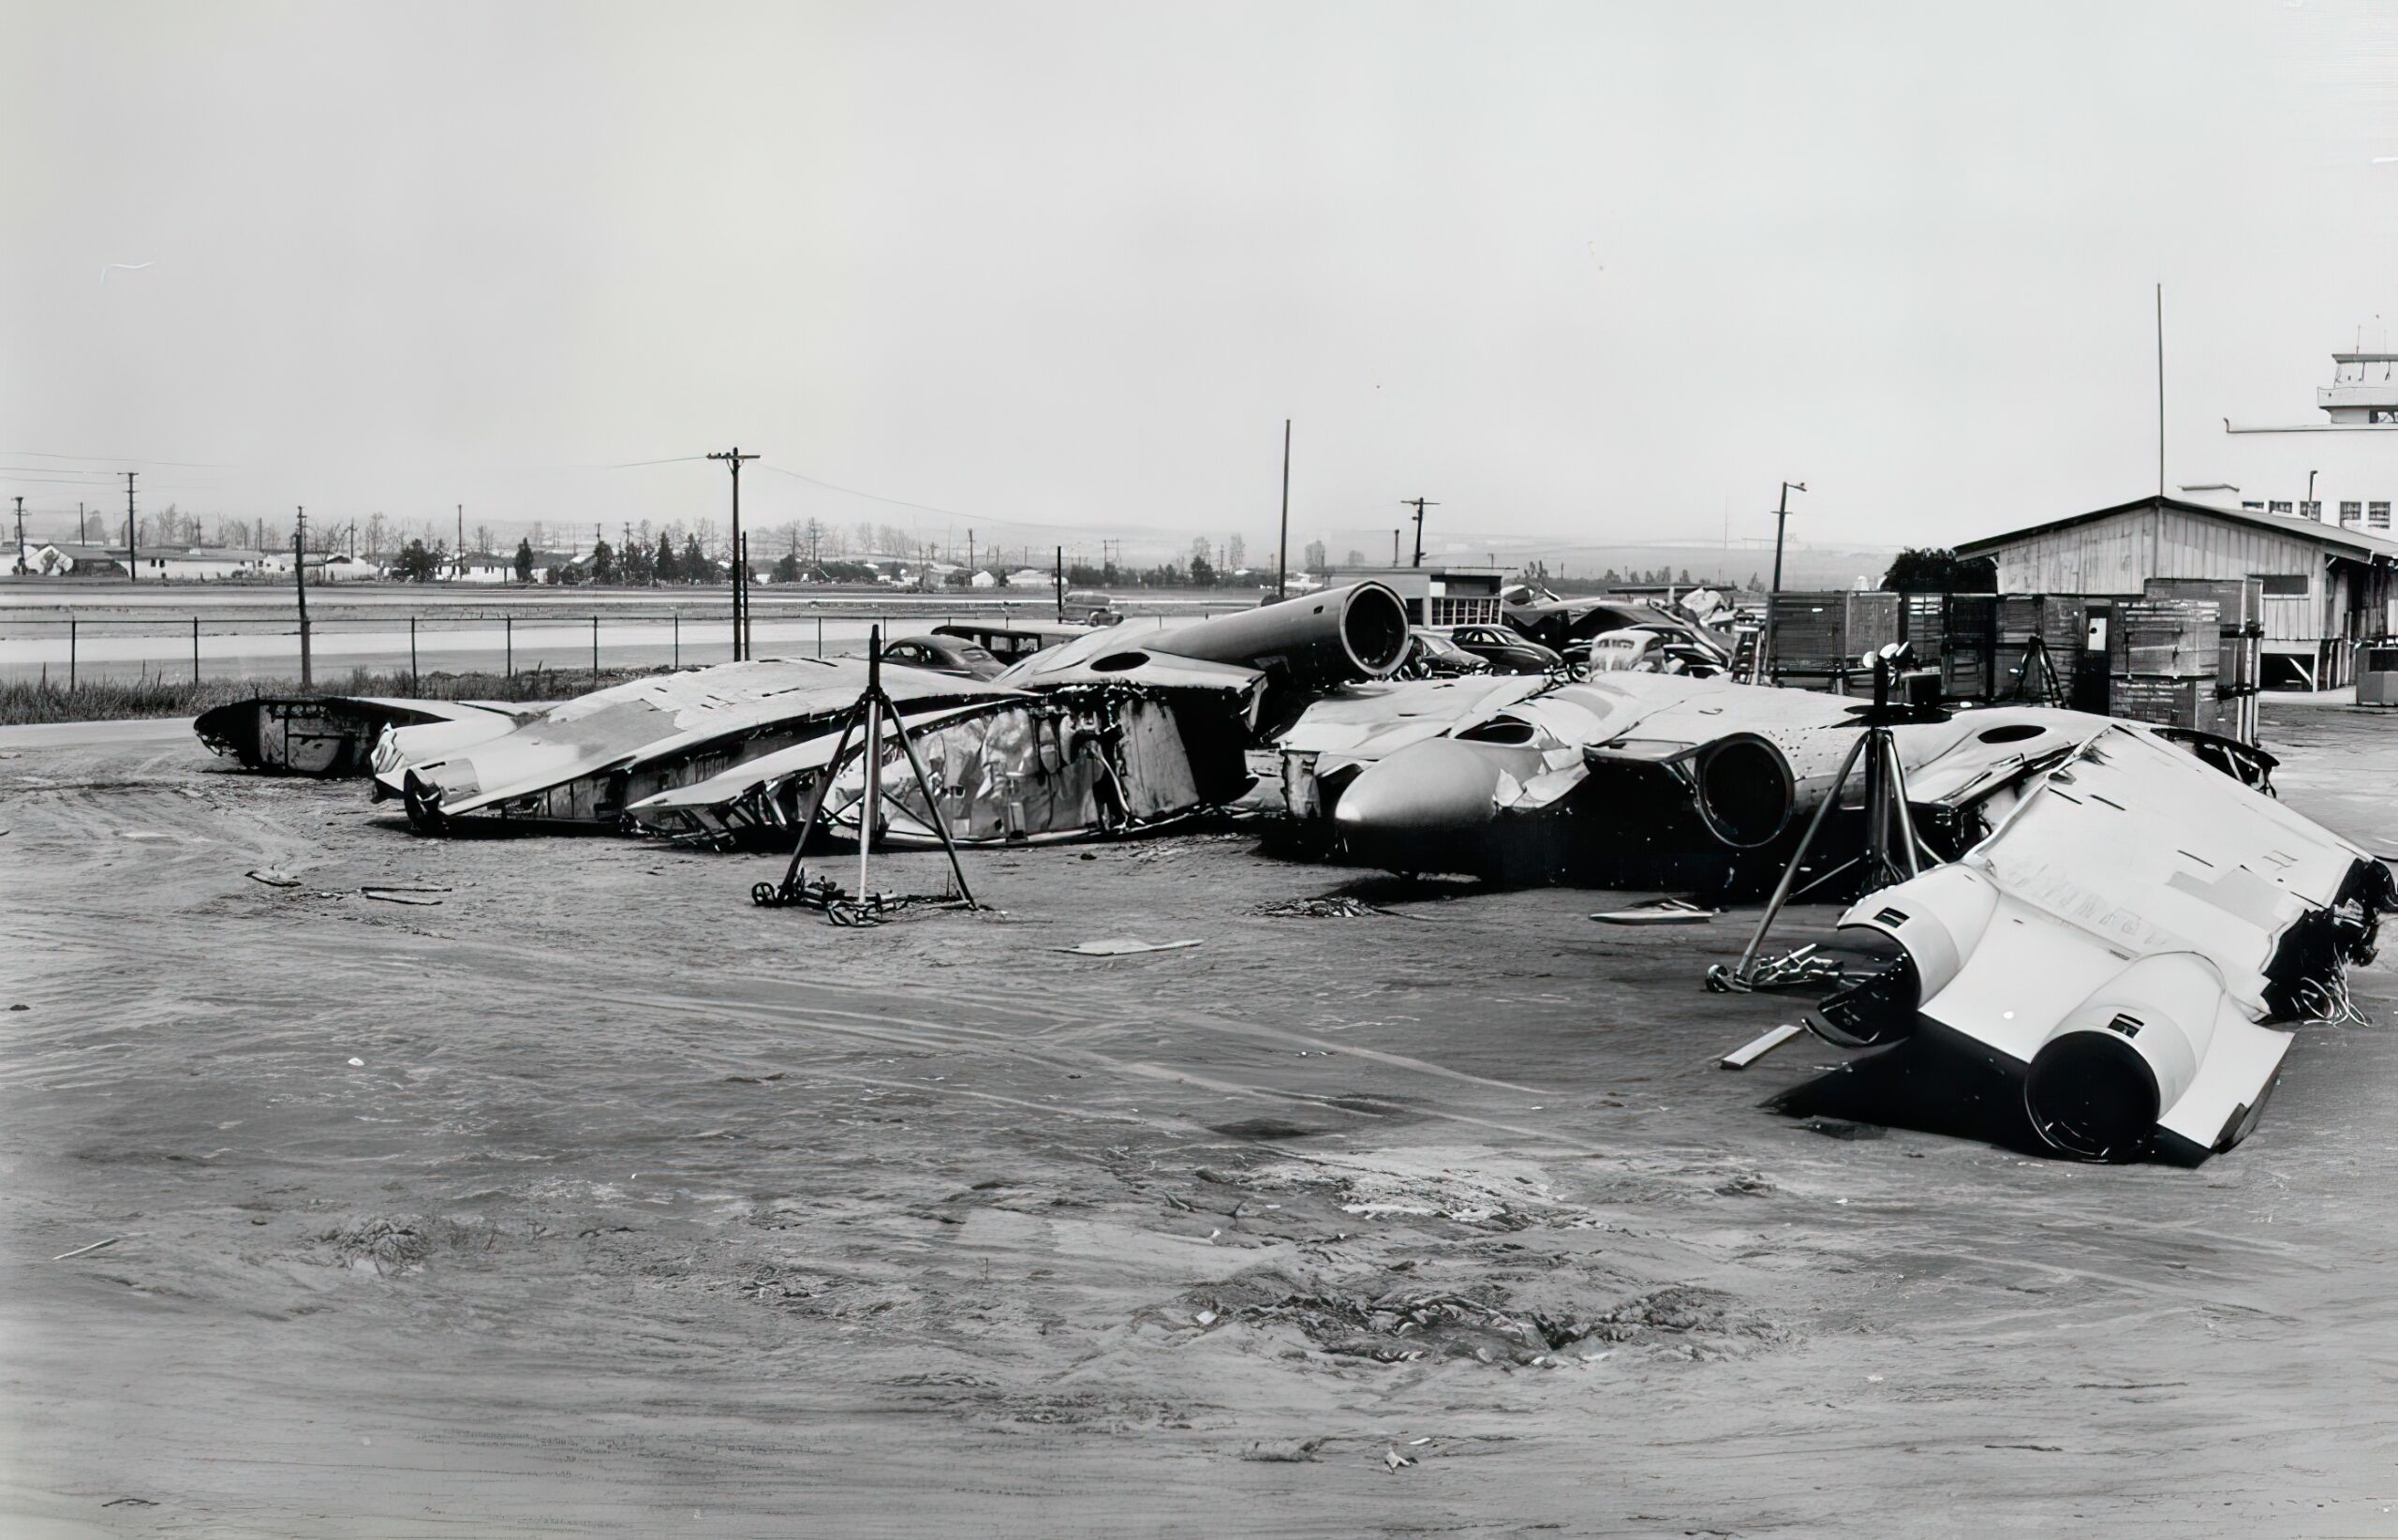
[1148,582,1412,693]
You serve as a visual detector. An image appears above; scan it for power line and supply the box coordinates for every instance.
[600,453,714,470]
[0,449,239,467]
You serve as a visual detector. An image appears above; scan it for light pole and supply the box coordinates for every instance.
[1756,481,1806,685]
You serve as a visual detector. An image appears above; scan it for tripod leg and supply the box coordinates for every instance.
[776,700,866,896]
[858,690,883,900]
[1883,731,1923,880]
[1728,730,1873,985]
[882,693,978,910]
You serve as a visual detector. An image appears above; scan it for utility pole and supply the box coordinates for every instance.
[293,506,313,688]
[2154,282,2166,499]
[77,501,86,543]
[456,504,464,578]
[125,471,138,583]
[10,496,22,575]
[707,448,759,660]
[1276,419,1292,600]
[1401,498,1438,567]
[1758,481,1806,686]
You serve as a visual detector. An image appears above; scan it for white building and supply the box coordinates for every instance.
[2196,345,2398,531]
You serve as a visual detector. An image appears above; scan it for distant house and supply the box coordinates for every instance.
[969,569,999,588]
[1008,568,1049,587]
[303,552,379,582]
[448,551,517,585]
[20,542,267,581]
[20,541,128,577]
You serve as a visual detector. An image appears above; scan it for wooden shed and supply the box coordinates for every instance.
[1954,495,2398,689]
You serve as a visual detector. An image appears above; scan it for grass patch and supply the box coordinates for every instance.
[0,664,668,727]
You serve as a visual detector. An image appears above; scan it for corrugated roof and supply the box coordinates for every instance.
[1955,495,2398,564]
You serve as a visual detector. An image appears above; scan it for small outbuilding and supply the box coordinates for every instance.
[1954,494,2398,689]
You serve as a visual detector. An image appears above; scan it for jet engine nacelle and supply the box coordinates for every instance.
[2023,952,2225,1162]
[1148,582,1411,694]
[1688,729,1858,851]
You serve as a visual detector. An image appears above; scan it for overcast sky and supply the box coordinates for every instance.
[5,0,2394,562]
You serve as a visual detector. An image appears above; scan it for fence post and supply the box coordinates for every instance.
[69,617,76,689]
[592,614,600,674]
[674,611,680,669]
[506,615,513,679]
[817,614,823,658]
[193,615,200,684]
[409,615,418,691]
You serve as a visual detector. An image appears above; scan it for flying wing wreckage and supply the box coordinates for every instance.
[1798,723,2391,1163]
[197,696,525,777]
[377,658,1015,832]
[1291,672,2272,891]
[629,583,1414,849]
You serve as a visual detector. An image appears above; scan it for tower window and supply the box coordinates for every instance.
[2270,500,2296,516]
[2304,500,2325,521]
[2373,502,2392,529]
[2343,501,2364,522]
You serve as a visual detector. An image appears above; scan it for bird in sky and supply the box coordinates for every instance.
[99,261,155,284]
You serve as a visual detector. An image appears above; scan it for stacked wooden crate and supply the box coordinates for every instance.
[2108,597,2221,732]
[2142,578,2262,742]
[1765,591,1902,686]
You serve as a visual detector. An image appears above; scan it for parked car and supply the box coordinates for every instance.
[881,633,1007,680]
[1062,590,1119,625]
[1444,624,1562,674]
[1402,628,1494,678]
[1569,626,1728,678]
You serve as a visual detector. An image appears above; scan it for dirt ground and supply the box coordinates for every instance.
[6,704,2398,1537]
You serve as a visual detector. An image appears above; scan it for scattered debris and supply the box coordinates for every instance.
[1706,945,1843,994]
[51,1236,122,1262]
[1240,1439,1323,1463]
[244,868,303,888]
[1720,1024,1803,1070]
[347,1058,365,1067]
[361,885,447,906]
[100,1497,157,1508]
[1060,938,1204,956]
[1252,896,1382,919]
[1383,1447,1415,1472]
[1591,897,1719,925]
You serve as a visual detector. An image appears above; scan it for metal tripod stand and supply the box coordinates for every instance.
[1706,644,1942,992]
[752,627,978,920]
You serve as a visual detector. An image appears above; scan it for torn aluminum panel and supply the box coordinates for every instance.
[1813,724,2392,1163]
[624,701,1006,847]
[814,688,1232,848]
[383,658,1015,832]
[196,696,524,777]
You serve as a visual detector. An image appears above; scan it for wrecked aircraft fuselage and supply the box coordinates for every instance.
[1798,725,2391,1163]
[1284,673,2276,895]
[379,658,1016,833]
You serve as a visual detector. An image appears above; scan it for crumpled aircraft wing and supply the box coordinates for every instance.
[392,658,1013,821]
[1827,725,2390,1162]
